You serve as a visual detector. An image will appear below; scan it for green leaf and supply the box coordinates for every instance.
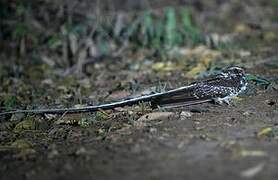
[4,96,17,111]
[14,23,26,38]
[181,7,193,31]
[165,7,177,47]
[141,11,154,46]
[246,74,271,86]
[181,7,201,44]
[47,35,62,49]
[98,40,109,54]
[153,19,163,48]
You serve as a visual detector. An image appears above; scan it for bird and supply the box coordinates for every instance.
[154,66,248,107]
[0,66,247,116]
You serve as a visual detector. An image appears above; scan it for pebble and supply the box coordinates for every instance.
[137,112,175,122]
[180,111,193,120]
[243,111,253,116]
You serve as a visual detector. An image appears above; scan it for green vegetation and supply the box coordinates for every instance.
[246,74,271,87]
[3,96,17,111]
[1,3,203,67]
[133,7,203,49]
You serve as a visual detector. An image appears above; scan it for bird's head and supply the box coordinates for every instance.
[224,66,246,78]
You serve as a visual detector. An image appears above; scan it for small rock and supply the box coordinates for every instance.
[41,78,54,86]
[48,149,59,159]
[75,147,87,156]
[44,113,57,120]
[243,111,253,116]
[149,128,157,133]
[108,90,131,100]
[180,111,193,120]
[238,50,251,57]
[137,112,175,122]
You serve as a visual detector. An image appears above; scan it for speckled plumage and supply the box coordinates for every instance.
[193,67,247,101]
[152,66,247,107]
[0,67,247,115]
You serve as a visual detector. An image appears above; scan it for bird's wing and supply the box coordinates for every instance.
[152,77,232,107]
[150,83,211,107]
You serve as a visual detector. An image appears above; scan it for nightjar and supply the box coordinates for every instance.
[153,66,248,107]
[0,67,248,115]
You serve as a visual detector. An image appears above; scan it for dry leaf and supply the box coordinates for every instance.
[239,150,267,157]
[263,31,277,42]
[152,62,177,72]
[234,23,251,34]
[185,45,221,77]
[257,127,272,138]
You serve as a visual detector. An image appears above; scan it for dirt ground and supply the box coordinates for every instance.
[0,0,278,180]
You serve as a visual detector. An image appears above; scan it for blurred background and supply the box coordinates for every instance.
[1,0,277,106]
[1,0,276,67]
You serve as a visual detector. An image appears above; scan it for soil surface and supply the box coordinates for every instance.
[0,1,278,180]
